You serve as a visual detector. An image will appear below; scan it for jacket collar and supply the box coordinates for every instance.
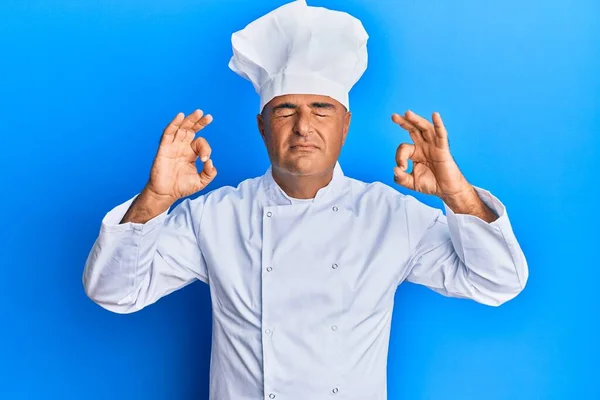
[261,161,351,209]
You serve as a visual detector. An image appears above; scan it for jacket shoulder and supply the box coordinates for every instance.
[199,174,263,205]
[346,177,406,203]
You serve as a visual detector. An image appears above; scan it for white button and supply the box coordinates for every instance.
[267,211,272,217]
[332,263,338,269]
[265,329,271,335]
[332,206,338,212]
[266,267,273,272]
[332,388,339,394]
[269,394,275,399]
[331,325,337,331]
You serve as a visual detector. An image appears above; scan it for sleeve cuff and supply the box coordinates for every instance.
[439,185,515,268]
[443,185,509,230]
[100,193,170,234]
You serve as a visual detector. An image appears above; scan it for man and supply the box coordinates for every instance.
[82,1,528,399]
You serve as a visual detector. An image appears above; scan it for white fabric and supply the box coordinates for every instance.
[83,162,528,400]
[228,0,369,112]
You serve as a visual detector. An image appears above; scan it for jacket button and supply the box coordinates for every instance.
[269,394,275,399]
[332,263,338,269]
[332,206,338,212]
[266,267,273,272]
[266,211,272,217]
[332,388,339,394]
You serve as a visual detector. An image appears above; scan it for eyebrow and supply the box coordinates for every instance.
[271,102,337,112]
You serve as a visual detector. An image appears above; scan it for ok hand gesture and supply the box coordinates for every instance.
[145,109,217,204]
[392,111,471,201]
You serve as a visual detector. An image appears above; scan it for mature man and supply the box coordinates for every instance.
[82,1,528,399]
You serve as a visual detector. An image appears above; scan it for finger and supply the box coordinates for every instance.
[191,136,212,162]
[392,113,423,144]
[198,158,217,187]
[180,109,204,131]
[182,115,212,144]
[432,112,449,147]
[395,143,415,170]
[191,114,213,133]
[405,110,435,142]
[393,166,414,190]
[161,112,185,144]
[174,127,190,142]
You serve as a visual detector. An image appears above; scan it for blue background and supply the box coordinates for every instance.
[1,0,598,399]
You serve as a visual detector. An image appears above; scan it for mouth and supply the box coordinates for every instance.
[290,144,319,151]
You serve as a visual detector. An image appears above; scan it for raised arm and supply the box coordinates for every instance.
[82,109,217,313]
[391,110,528,306]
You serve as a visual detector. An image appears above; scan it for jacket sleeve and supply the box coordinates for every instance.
[82,193,209,314]
[401,186,529,306]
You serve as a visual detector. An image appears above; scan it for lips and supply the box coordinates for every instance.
[290,144,318,150]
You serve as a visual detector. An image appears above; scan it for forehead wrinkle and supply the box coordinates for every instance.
[268,99,341,116]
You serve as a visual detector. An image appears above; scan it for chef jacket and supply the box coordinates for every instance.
[83,161,528,400]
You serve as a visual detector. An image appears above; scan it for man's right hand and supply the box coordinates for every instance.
[145,109,217,205]
[119,109,216,225]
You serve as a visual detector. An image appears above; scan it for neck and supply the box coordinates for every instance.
[271,165,335,199]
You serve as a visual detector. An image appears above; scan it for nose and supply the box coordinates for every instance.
[293,108,314,137]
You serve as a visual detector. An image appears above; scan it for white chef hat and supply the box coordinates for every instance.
[228,0,368,113]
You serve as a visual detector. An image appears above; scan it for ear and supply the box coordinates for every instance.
[257,113,266,142]
[342,111,351,145]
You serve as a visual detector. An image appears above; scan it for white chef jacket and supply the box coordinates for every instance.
[82,161,528,400]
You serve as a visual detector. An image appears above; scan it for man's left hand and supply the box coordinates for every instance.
[391,110,472,203]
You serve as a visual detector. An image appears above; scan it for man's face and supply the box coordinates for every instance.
[257,94,351,177]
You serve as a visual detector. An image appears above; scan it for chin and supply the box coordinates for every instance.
[278,158,325,176]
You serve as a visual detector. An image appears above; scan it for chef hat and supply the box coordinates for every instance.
[228,0,368,112]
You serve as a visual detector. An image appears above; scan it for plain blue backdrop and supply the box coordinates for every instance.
[1,0,598,399]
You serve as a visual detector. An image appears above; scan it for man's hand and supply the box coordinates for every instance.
[145,109,217,205]
[391,110,498,222]
[120,109,217,225]
[391,110,472,201]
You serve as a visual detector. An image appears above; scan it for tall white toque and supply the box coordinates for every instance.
[228,0,369,112]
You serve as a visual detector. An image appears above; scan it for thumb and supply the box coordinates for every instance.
[393,166,414,190]
[198,158,217,187]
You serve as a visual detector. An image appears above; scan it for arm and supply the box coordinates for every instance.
[82,193,209,314]
[389,110,528,306]
[401,186,528,306]
[119,187,173,224]
[82,109,217,314]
